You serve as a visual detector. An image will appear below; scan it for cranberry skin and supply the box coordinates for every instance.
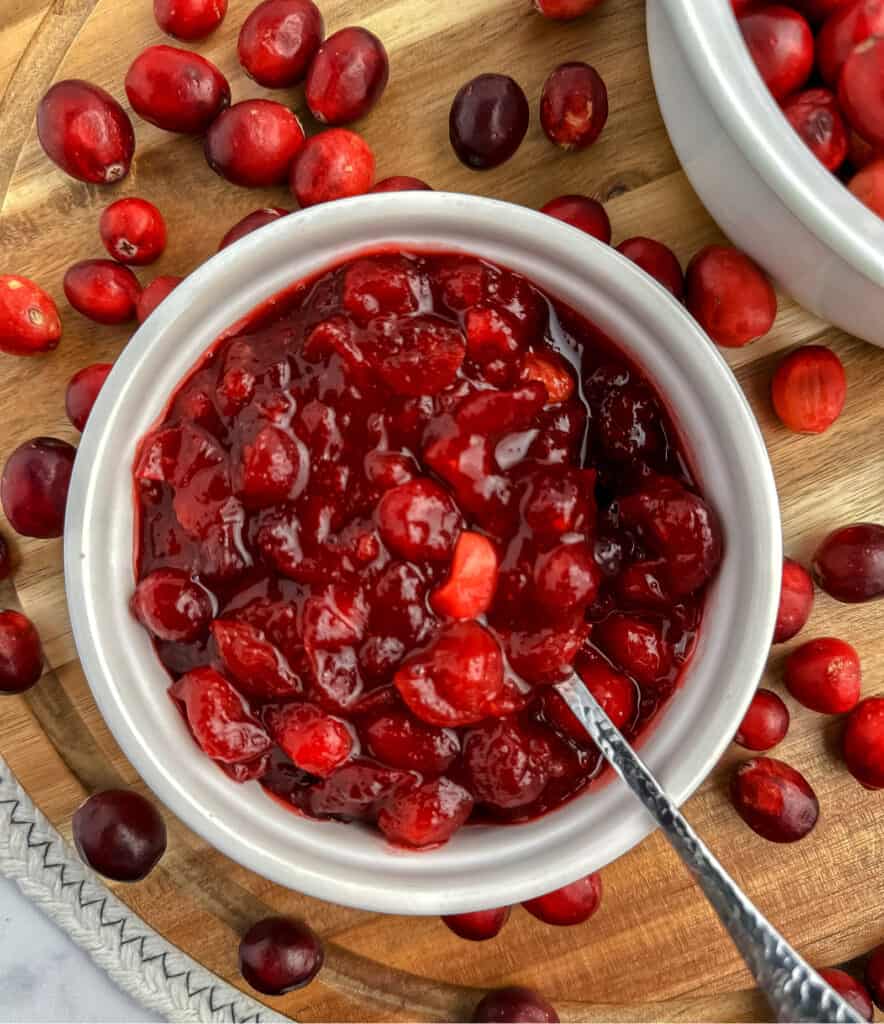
[99,199,166,266]
[818,969,873,1021]
[865,943,884,1009]
[66,363,112,431]
[739,6,815,101]
[206,100,305,188]
[131,568,214,642]
[735,689,790,750]
[1,437,76,539]
[219,208,289,250]
[845,697,884,787]
[0,611,43,694]
[817,0,884,86]
[154,0,226,39]
[0,275,61,356]
[535,0,603,18]
[774,557,814,643]
[686,245,777,347]
[137,276,182,324]
[771,345,847,434]
[306,27,389,125]
[126,46,230,135]
[522,872,602,926]
[616,237,685,299]
[782,88,848,171]
[473,987,560,1024]
[730,757,819,842]
[239,916,323,995]
[785,638,861,714]
[541,195,611,243]
[37,80,134,185]
[450,74,530,170]
[839,36,884,149]
[238,0,324,89]
[442,907,511,941]
[289,129,375,206]
[849,158,884,216]
[370,176,432,192]
[64,260,141,325]
[72,790,166,882]
[540,62,608,150]
[813,523,884,603]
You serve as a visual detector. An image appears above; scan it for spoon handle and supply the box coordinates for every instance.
[555,676,862,1024]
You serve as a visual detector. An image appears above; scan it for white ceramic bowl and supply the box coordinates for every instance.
[648,0,884,348]
[65,192,781,915]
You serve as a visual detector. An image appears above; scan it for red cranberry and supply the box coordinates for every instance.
[37,80,134,184]
[685,245,777,347]
[154,0,226,39]
[791,0,855,23]
[362,708,459,774]
[541,195,611,243]
[540,62,608,150]
[219,208,290,250]
[213,620,301,700]
[370,176,432,192]
[730,757,819,842]
[839,36,884,148]
[576,659,637,731]
[535,0,604,17]
[735,689,790,750]
[137,276,183,323]
[376,477,462,562]
[817,0,884,86]
[63,260,141,325]
[239,916,323,995]
[473,987,559,1024]
[378,776,474,847]
[533,541,600,612]
[0,535,11,581]
[131,568,214,642]
[264,702,353,776]
[306,27,389,125]
[99,198,167,266]
[442,907,511,941]
[523,872,602,926]
[66,363,112,432]
[206,100,305,188]
[813,523,884,603]
[771,345,847,434]
[818,969,873,1021]
[238,0,324,88]
[0,611,43,694]
[289,129,375,206]
[431,531,499,619]
[616,237,685,299]
[449,74,530,170]
[72,790,166,882]
[782,88,848,171]
[1,437,76,538]
[849,159,884,216]
[865,943,884,1009]
[594,615,672,687]
[126,46,230,135]
[0,275,61,356]
[739,6,815,101]
[844,697,884,787]
[774,557,814,643]
[784,637,861,714]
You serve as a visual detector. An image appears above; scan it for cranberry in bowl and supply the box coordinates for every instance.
[65,193,780,914]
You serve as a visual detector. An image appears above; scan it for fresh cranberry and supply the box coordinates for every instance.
[370,176,432,192]
[63,260,141,325]
[99,198,167,266]
[520,351,576,403]
[378,776,474,847]
[442,907,511,941]
[541,195,611,243]
[154,0,226,39]
[473,987,559,1024]
[616,237,685,300]
[784,637,861,714]
[65,363,112,432]
[774,557,814,643]
[844,697,884,787]
[239,916,323,995]
[817,0,884,86]
[735,689,790,750]
[818,969,873,1021]
[771,345,847,434]
[849,158,884,215]
[206,100,305,188]
[839,36,884,148]
[449,74,530,169]
[782,89,848,171]
[212,620,302,700]
[131,568,213,642]
[0,275,61,356]
[431,531,499,618]
[264,702,353,776]
[137,276,182,324]
[0,535,11,581]
[238,0,324,88]
[126,46,230,135]
[72,790,166,882]
[37,80,134,184]
[865,943,884,1009]
[540,62,608,150]
[535,0,604,17]
[218,208,289,250]
[376,478,462,562]
[362,708,459,773]
[289,129,375,206]
[523,872,602,926]
[1,437,75,539]
[813,523,884,603]
[0,611,43,694]
[730,757,819,842]
[739,6,815,101]
[306,27,389,125]
[685,245,777,347]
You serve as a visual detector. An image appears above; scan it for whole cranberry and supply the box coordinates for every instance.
[450,74,530,170]
[730,757,819,842]
[522,872,602,926]
[441,907,511,941]
[473,987,559,1023]
[817,0,884,86]
[735,689,790,750]
[37,80,134,184]
[66,364,113,432]
[238,916,323,994]
[686,245,777,347]
[99,198,167,266]
[0,275,61,356]
[849,159,884,217]
[774,557,814,643]
[784,637,861,714]
[306,27,389,125]
[238,0,324,89]
[73,789,166,882]
[844,696,884,788]
[865,943,884,1009]
[218,208,290,250]
[154,0,226,39]
[782,89,848,172]
[1,437,76,538]
[771,345,847,434]
[0,535,11,580]
[289,129,375,206]
[535,0,604,17]
[541,195,611,243]
[126,46,230,135]
[739,6,815,101]
[131,568,214,642]
[818,969,873,1021]
[63,260,141,325]
[616,237,685,299]
[0,610,43,694]
[370,176,432,192]
[813,523,884,603]
[540,62,608,150]
[206,100,305,188]
[137,276,183,324]
[839,36,884,149]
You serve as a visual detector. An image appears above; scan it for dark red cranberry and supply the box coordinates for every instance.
[739,5,815,101]
[137,276,183,323]
[774,558,814,643]
[541,195,611,243]
[126,46,230,135]
[449,74,530,170]
[289,129,375,206]
[865,944,884,1010]
[378,776,474,847]
[238,0,324,88]
[219,208,289,250]
[99,198,166,266]
[0,275,61,356]
[376,477,462,562]
[844,697,884,788]
[735,689,790,750]
[63,260,141,325]
[730,757,819,842]
[540,62,608,150]
[206,100,305,188]
[791,0,854,23]
[131,568,214,642]
[817,0,884,86]
[841,36,884,148]
[813,523,884,603]
[239,916,323,995]
[370,176,432,192]
[686,245,777,347]
[616,237,685,299]
[473,987,559,1023]
[522,872,602,926]
[154,0,226,39]
[441,906,511,941]
[818,969,873,1021]
[66,363,112,432]
[0,534,11,581]
[362,708,459,774]
[784,637,861,715]
[0,610,43,694]
[73,789,166,882]
[782,89,848,171]
[1,437,76,538]
[306,27,389,125]
[536,0,604,15]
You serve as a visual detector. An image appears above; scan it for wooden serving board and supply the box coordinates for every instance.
[1,1,883,1020]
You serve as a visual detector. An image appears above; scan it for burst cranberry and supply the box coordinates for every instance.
[0,276,61,356]
[137,276,182,323]
[840,36,884,148]
[785,638,861,714]
[154,0,226,39]
[616,237,685,300]
[730,757,819,842]
[289,129,375,206]
[593,614,673,687]
[64,260,141,325]
[792,0,855,22]
[771,345,847,433]
[99,198,166,266]
[1,437,75,539]
[866,943,884,1008]
[378,776,473,847]
[0,611,43,694]
[239,916,323,995]
[813,523,884,602]
[431,531,499,618]
[523,872,602,926]
[362,708,459,773]
[686,245,776,347]
[463,716,559,809]
[442,907,511,941]
[236,425,306,507]
[574,659,637,731]
[450,74,530,170]
[309,759,417,819]
[521,467,593,539]
[782,89,848,171]
[473,988,559,1024]
[739,6,815,101]
[370,176,432,192]
[72,790,166,882]
[774,558,814,643]
[817,0,884,85]
[264,702,353,776]
[206,100,305,188]
[377,478,462,562]
[818,969,873,1021]
[131,568,213,642]
[219,208,289,250]
[541,195,611,243]
[849,128,882,169]
[534,542,601,612]
[735,689,790,750]
[306,27,389,125]
[343,255,419,322]
[66,363,113,431]
[238,0,324,88]
[212,620,301,700]
[535,0,604,17]
[126,46,230,135]
[849,159,884,215]
[37,80,134,184]
[844,697,884,787]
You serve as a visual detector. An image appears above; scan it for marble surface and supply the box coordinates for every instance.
[0,874,162,1022]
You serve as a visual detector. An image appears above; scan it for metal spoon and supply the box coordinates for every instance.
[555,675,863,1024]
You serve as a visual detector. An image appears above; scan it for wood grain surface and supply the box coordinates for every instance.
[1,1,883,1021]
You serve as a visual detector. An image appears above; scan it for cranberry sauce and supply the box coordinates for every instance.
[132,250,723,848]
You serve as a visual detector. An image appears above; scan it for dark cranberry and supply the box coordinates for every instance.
[218,208,289,250]
[449,74,530,170]
[774,558,814,643]
[206,100,305,188]
[131,568,214,642]
[541,195,611,243]
[784,637,861,715]
[72,789,167,881]
[441,906,511,941]
[289,129,375,206]
[0,534,11,580]
[616,237,685,299]
[813,523,884,603]
[540,62,608,150]
[137,276,182,324]
[154,0,226,39]
[125,46,230,135]
[66,363,112,432]
[782,89,848,172]
[734,689,790,751]
[844,697,884,788]
[739,5,815,101]
[306,27,389,125]
[0,610,43,694]
[1,437,76,538]
[473,987,559,1023]
[378,776,474,847]
[239,916,323,995]
[730,757,819,842]
[238,0,324,89]
[865,944,884,1010]
[818,969,873,1021]
[370,176,432,192]
[362,708,459,774]
[64,260,141,325]
[523,872,602,926]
